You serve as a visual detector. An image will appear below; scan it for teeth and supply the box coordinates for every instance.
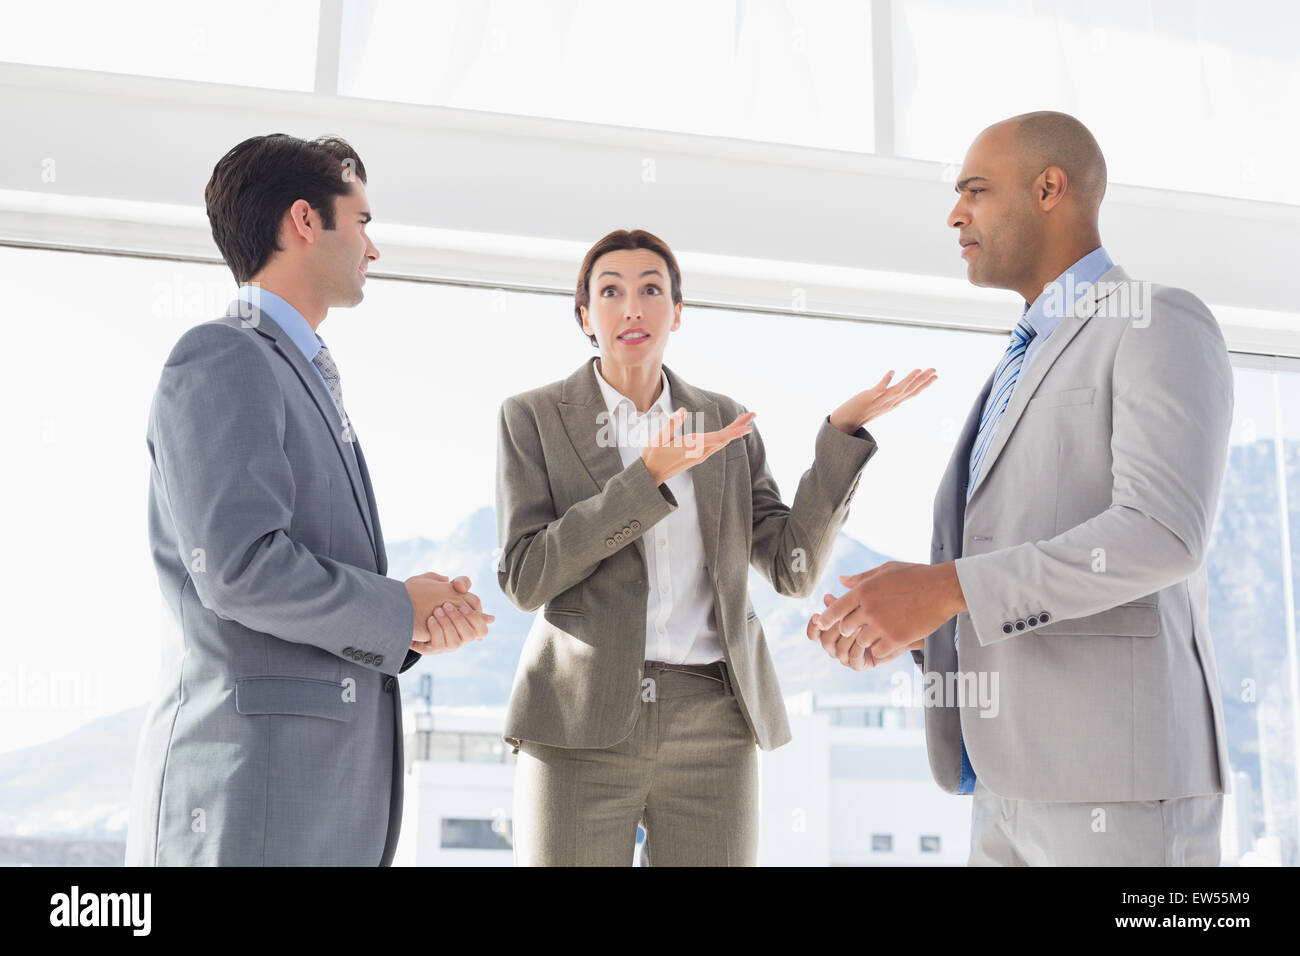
[620,332,648,340]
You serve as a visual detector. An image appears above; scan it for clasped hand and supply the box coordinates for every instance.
[806,561,965,670]
[404,572,495,655]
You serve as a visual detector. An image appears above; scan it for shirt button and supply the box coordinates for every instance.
[657,539,667,549]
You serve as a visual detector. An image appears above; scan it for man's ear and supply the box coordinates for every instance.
[1037,166,1068,212]
[287,198,316,244]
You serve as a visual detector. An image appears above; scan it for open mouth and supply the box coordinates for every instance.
[617,330,650,343]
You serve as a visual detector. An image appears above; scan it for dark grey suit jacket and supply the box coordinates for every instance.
[126,301,418,865]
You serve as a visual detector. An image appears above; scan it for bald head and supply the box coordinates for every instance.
[992,111,1107,213]
[948,111,1108,300]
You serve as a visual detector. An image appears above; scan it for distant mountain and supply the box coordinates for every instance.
[0,704,142,847]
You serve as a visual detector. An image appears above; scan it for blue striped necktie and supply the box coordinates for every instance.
[967,318,1037,500]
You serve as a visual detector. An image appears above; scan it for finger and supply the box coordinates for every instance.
[425,612,452,652]
[839,605,871,637]
[834,629,859,667]
[899,369,938,398]
[838,570,876,587]
[451,575,471,593]
[415,571,450,582]
[844,631,871,670]
[650,407,688,449]
[458,588,483,613]
[819,623,841,657]
[460,606,493,640]
[441,602,479,646]
[839,562,892,588]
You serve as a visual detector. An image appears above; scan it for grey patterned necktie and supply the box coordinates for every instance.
[312,345,350,426]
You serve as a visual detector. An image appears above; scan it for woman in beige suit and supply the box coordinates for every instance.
[495,228,934,865]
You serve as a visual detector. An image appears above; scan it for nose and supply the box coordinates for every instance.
[947,199,968,230]
[365,235,380,264]
[624,294,643,320]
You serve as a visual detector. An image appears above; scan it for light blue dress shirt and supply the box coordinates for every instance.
[954,245,1113,793]
[234,285,358,465]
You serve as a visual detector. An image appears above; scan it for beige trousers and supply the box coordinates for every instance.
[969,779,1223,866]
[512,663,759,866]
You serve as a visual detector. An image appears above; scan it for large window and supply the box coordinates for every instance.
[338,0,875,152]
[0,1,320,90]
[2,243,1297,866]
[892,0,1300,204]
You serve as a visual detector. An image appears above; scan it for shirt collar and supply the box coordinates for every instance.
[236,285,325,364]
[591,357,673,420]
[1021,245,1114,338]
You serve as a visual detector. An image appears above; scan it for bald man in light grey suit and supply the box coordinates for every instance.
[126,134,491,866]
[811,112,1232,865]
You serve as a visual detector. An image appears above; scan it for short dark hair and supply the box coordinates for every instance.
[574,229,683,347]
[204,134,367,284]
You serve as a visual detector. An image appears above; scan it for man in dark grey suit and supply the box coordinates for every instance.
[126,134,493,866]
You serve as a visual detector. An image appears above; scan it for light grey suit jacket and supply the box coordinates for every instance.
[914,265,1234,802]
[126,301,419,866]
[496,359,877,752]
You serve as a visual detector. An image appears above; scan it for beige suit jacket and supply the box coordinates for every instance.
[496,358,877,752]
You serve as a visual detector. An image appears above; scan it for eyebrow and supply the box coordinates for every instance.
[596,269,664,279]
[955,176,989,193]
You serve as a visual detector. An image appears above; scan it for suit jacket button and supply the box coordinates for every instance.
[622,526,632,535]
[375,654,384,667]
[1001,622,1013,634]
[384,677,395,691]
[1014,619,1027,631]
[363,652,376,665]
[629,519,641,531]
[614,531,625,543]
[343,646,355,656]
[1027,616,1039,627]
[606,537,617,548]
[1039,611,1051,624]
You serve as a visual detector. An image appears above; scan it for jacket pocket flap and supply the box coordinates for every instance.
[235,677,356,721]
[1027,386,1096,409]
[1035,599,1159,637]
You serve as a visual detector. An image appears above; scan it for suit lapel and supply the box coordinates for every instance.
[966,264,1130,504]
[558,359,651,571]
[235,303,380,562]
[556,359,723,576]
[354,437,387,575]
[662,364,723,577]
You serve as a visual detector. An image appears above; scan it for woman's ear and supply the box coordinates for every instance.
[671,301,682,331]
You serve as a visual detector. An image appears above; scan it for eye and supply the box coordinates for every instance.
[643,284,661,295]
[968,188,984,196]
[600,285,619,297]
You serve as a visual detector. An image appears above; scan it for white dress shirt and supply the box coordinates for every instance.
[591,358,724,664]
